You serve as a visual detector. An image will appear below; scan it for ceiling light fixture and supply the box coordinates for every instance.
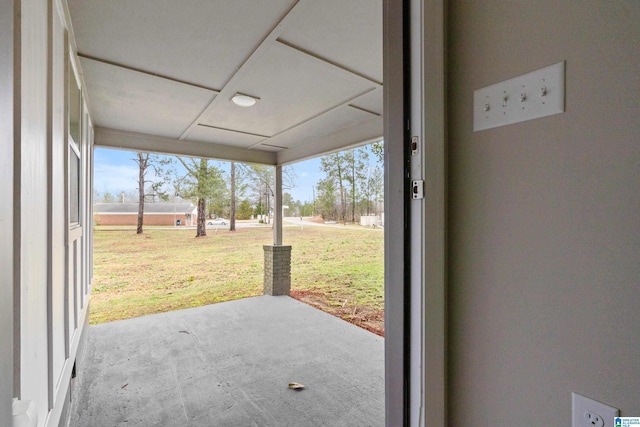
[231,93,258,107]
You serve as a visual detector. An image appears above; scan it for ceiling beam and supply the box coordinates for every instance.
[77,54,221,93]
[276,117,383,165]
[276,39,383,87]
[95,127,276,165]
[247,86,377,150]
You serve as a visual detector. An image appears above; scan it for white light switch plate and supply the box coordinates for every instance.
[572,392,619,427]
[473,61,565,131]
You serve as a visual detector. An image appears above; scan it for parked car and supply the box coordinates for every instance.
[207,218,228,225]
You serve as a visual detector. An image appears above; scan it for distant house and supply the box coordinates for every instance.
[93,202,197,226]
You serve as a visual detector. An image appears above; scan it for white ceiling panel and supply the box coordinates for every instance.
[70,0,384,165]
[279,0,382,83]
[262,105,377,149]
[198,42,375,137]
[80,58,216,138]
[188,125,266,148]
[68,0,297,89]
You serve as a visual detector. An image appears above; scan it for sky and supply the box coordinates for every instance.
[93,147,325,203]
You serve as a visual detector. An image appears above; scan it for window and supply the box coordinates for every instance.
[69,58,82,225]
[69,62,81,146]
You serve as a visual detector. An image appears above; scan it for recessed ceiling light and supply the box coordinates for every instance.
[231,93,258,107]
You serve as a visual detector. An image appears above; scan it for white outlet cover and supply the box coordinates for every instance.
[473,61,565,131]
[572,392,619,427]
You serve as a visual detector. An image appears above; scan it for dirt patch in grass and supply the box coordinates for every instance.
[286,225,384,336]
[290,289,384,337]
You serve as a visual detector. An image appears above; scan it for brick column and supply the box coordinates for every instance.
[263,245,291,296]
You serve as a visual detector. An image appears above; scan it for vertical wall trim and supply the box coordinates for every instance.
[78,97,84,312]
[386,1,448,425]
[82,108,87,299]
[73,239,78,329]
[46,0,54,410]
[88,125,94,290]
[407,0,449,424]
[383,0,411,425]
[63,31,70,359]
[408,0,424,424]
[12,0,21,398]
[1,0,15,421]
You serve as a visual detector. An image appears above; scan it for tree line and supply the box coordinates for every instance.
[314,144,383,223]
[95,141,383,236]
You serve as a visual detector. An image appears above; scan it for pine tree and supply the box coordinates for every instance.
[177,157,226,237]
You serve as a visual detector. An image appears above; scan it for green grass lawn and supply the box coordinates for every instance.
[91,225,384,333]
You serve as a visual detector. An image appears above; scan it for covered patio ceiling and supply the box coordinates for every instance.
[67,0,383,166]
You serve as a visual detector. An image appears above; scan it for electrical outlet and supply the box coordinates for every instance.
[573,392,619,427]
[585,411,605,427]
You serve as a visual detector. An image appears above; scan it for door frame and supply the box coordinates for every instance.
[0,0,15,422]
[384,0,446,425]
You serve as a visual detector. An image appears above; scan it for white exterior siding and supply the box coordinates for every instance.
[49,2,66,413]
[17,1,50,425]
[9,1,93,426]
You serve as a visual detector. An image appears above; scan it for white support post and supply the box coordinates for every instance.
[263,165,290,296]
[274,165,283,246]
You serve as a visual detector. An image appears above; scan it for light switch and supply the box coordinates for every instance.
[473,61,565,132]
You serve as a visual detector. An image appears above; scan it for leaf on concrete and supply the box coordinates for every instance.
[288,382,305,390]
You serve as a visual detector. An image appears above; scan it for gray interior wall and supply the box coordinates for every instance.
[0,0,14,423]
[447,1,640,424]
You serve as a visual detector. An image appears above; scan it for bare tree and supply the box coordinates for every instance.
[344,148,368,222]
[133,152,168,234]
[320,153,347,223]
[228,161,250,231]
[360,164,383,215]
[240,164,295,225]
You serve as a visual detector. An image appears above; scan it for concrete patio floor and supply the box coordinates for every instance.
[69,295,384,426]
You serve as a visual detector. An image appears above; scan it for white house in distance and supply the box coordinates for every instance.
[93,202,197,226]
[2,1,639,426]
